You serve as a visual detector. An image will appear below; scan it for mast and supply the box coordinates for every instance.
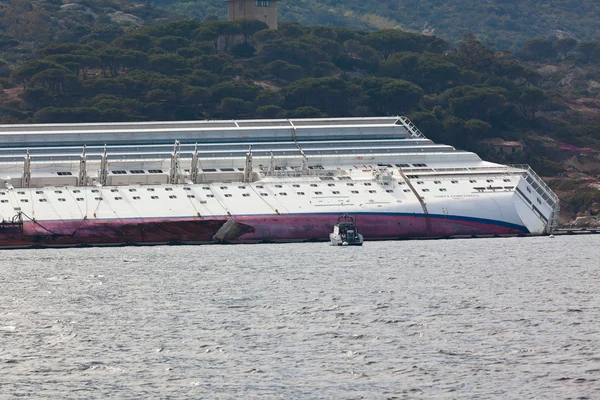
[190,143,199,184]
[78,145,87,186]
[21,149,31,188]
[169,140,180,184]
[99,144,108,186]
[243,145,253,183]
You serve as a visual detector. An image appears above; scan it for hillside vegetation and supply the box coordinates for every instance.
[155,0,600,49]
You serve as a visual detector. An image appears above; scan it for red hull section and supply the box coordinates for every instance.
[233,214,526,242]
[0,218,228,248]
[0,213,527,248]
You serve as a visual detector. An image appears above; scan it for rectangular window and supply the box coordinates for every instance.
[151,196,159,199]
[242,193,250,197]
[39,199,47,202]
[129,188,137,192]
[111,170,127,175]
[76,198,84,201]
[439,188,447,192]
[130,170,145,174]
[57,171,73,176]
[114,197,123,200]
[224,194,232,197]
[169,195,177,199]
[279,192,287,196]
[332,191,340,194]
[148,170,163,174]
[255,0,270,7]
[187,195,195,198]
[133,196,141,200]
[165,188,173,191]
[296,192,305,195]
[58,198,66,202]
[386,189,394,193]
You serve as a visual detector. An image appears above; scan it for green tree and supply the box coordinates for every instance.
[256,105,285,118]
[148,54,190,75]
[156,36,189,53]
[283,77,360,116]
[11,60,69,88]
[211,81,260,102]
[217,97,255,118]
[364,29,430,61]
[113,33,154,52]
[238,19,269,43]
[263,60,304,82]
[519,38,557,61]
[514,86,548,123]
[576,40,600,63]
[554,38,577,60]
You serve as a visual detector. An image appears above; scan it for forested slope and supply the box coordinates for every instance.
[154,0,600,49]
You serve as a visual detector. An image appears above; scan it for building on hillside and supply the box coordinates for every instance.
[483,138,524,154]
[224,0,279,29]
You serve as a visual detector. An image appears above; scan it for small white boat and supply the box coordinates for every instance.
[330,214,364,246]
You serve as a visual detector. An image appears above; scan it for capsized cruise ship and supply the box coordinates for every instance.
[0,116,559,248]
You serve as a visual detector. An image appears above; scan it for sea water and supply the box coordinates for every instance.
[1,236,599,399]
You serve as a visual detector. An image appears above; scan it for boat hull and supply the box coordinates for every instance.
[0,213,528,249]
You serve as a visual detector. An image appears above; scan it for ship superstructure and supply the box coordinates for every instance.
[0,116,559,248]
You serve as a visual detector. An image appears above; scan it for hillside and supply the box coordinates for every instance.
[155,0,600,49]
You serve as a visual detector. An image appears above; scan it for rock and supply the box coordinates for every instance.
[537,65,559,76]
[107,11,144,26]
[60,3,85,11]
[588,80,600,93]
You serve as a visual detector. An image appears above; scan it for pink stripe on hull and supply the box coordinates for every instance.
[0,214,526,248]
[233,214,525,241]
